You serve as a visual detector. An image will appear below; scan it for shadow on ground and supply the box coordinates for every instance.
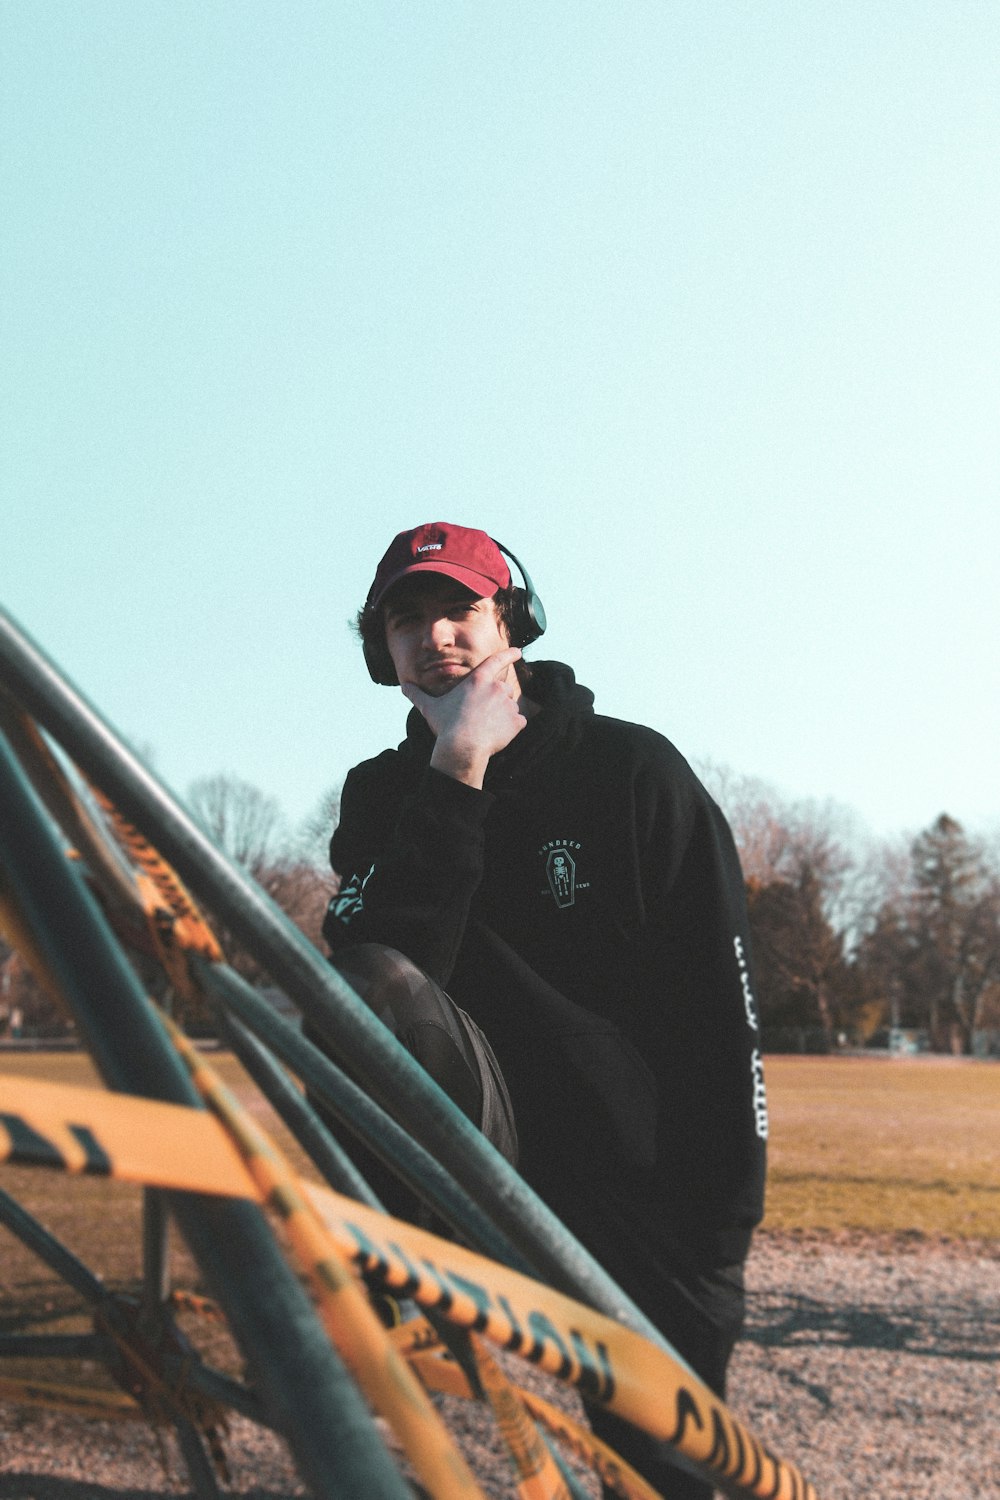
[743,1286,999,1362]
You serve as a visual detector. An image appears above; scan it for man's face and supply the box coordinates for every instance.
[382,574,510,697]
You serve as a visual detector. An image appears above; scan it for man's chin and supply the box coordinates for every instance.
[417,667,469,697]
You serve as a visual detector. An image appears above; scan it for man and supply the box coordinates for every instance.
[321,521,768,1498]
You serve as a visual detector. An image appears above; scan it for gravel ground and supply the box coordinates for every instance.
[729,1232,1000,1500]
[0,1233,996,1499]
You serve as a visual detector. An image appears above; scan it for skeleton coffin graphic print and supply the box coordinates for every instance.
[539,839,585,909]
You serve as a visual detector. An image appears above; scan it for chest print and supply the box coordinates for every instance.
[537,838,590,910]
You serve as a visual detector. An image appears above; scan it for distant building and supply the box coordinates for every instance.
[888,1027,929,1056]
[972,1029,1000,1059]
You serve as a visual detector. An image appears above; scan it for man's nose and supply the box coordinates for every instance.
[423,613,455,650]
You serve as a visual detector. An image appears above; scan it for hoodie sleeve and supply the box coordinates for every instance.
[322,760,496,986]
[629,755,768,1258]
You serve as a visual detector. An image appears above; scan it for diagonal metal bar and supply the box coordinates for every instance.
[141,1189,171,1319]
[173,1414,225,1500]
[0,724,413,1500]
[0,1184,108,1306]
[0,1333,103,1359]
[211,1003,380,1207]
[171,1360,267,1426]
[0,688,140,914]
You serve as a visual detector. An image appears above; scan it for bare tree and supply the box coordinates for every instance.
[296,783,342,870]
[697,762,792,885]
[699,762,888,1044]
[701,763,851,886]
[262,861,336,951]
[185,773,336,988]
[188,773,287,879]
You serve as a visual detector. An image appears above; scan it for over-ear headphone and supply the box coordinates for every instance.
[497,539,548,650]
[363,539,547,686]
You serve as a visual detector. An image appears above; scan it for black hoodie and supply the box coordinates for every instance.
[324,661,767,1266]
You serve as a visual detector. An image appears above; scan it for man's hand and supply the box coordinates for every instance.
[402,646,526,788]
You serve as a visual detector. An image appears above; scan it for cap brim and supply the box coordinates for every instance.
[371,560,504,611]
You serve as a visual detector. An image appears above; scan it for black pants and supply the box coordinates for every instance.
[303,943,517,1221]
[314,943,745,1500]
[580,1251,745,1499]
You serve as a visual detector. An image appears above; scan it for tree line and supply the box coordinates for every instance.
[702,764,1000,1055]
[3,767,999,1055]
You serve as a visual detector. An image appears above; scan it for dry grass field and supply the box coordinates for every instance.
[1,1047,995,1364]
[760,1053,1000,1240]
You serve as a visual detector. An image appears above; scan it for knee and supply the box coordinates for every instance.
[305,945,414,1055]
[330,943,425,1000]
[329,944,443,1038]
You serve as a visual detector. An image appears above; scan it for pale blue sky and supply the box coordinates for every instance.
[4,3,999,848]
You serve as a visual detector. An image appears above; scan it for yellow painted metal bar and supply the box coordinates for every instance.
[467,1333,573,1500]
[89,784,223,957]
[164,1017,488,1500]
[396,1329,663,1500]
[0,1075,260,1198]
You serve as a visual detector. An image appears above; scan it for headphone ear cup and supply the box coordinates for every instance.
[510,586,546,648]
[494,540,546,648]
[510,589,537,648]
[363,637,398,686]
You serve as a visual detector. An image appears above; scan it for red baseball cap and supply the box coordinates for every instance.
[368,522,511,610]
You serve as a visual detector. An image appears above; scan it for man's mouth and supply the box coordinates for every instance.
[421,657,467,674]
[417,657,470,690]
